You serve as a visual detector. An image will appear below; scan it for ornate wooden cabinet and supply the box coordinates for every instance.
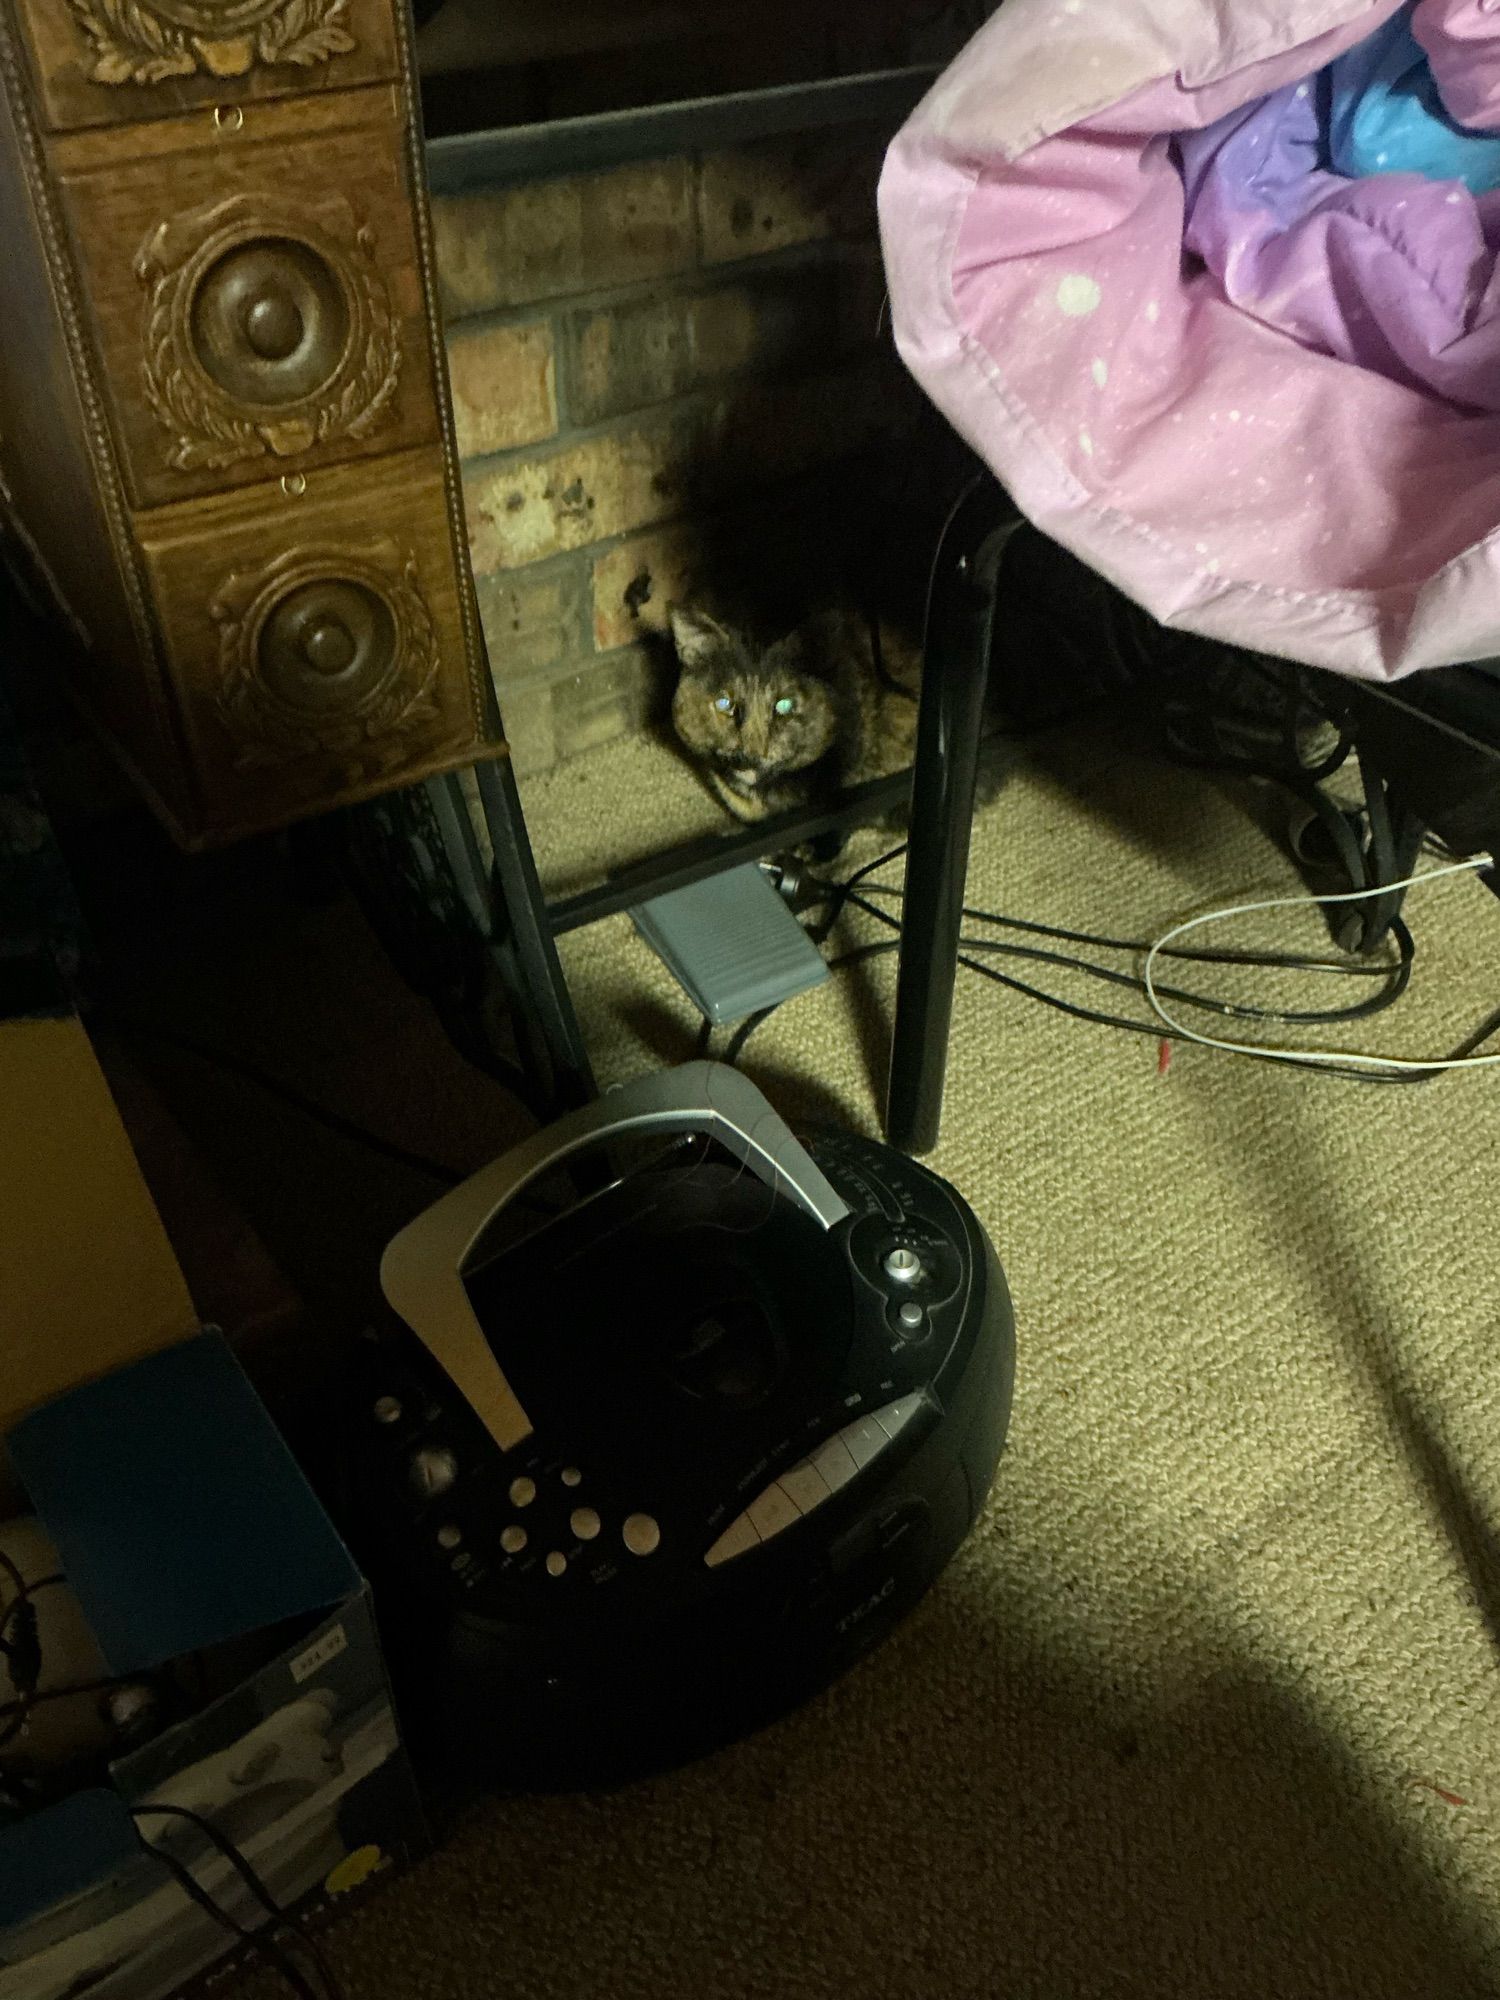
[0,0,497,845]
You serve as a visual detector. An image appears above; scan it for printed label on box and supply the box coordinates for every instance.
[290,1622,348,1683]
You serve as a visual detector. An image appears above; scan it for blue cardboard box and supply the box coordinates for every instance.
[0,1333,428,2000]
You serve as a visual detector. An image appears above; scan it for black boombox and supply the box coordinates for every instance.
[358,1064,1015,1785]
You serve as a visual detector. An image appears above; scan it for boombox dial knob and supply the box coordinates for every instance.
[408,1447,458,1501]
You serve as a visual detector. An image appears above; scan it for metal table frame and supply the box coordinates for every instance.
[385,476,1500,1154]
[408,483,1020,1152]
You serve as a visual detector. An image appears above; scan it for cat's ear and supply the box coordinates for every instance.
[763,629,810,677]
[669,605,732,671]
[767,609,844,681]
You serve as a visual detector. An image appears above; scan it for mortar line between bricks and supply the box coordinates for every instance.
[457,349,901,480]
[552,252,881,430]
[440,235,881,334]
[563,344,881,439]
[497,637,665,695]
[472,543,593,593]
[549,303,575,433]
[695,233,881,284]
[690,147,706,269]
[480,449,908,671]
[483,460,856,598]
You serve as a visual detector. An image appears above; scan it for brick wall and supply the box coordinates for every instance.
[433,130,922,775]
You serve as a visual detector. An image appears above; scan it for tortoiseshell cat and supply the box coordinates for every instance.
[669,604,918,823]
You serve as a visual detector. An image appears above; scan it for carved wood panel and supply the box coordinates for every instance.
[137,449,494,842]
[10,0,398,134]
[136,190,400,473]
[54,96,436,505]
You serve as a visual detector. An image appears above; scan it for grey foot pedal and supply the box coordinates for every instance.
[630,865,829,1024]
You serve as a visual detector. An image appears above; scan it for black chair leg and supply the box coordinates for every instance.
[886,481,1020,1154]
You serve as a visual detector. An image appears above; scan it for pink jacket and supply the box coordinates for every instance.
[879,0,1500,681]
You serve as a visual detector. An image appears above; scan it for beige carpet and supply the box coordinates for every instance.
[308,723,1500,1998]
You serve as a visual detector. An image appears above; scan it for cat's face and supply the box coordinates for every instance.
[669,607,839,785]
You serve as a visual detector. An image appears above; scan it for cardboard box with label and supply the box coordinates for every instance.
[0,1332,429,2000]
[0,644,426,1997]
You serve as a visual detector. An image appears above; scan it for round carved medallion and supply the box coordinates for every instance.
[210,543,441,776]
[257,579,398,714]
[136,195,401,475]
[189,238,351,408]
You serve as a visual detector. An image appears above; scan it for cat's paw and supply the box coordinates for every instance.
[708,771,773,822]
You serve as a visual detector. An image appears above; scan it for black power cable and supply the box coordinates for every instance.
[708,850,1497,1085]
[0,1672,142,1734]
[4,1554,347,2000]
[0,1550,101,1755]
[841,889,1425,1084]
[811,843,1412,979]
[842,884,1415,1028]
[131,1801,345,2000]
[130,1828,322,2000]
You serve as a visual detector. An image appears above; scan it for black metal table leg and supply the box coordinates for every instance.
[886,480,1021,1154]
[467,753,596,1114]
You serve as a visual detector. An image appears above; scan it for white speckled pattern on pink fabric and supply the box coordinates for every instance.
[879,0,1500,680]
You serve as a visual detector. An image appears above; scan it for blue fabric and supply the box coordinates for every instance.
[1327,3,1500,195]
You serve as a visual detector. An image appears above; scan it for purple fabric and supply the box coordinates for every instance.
[1177,77,1500,411]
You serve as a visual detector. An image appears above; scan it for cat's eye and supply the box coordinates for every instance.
[714,694,735,714]
[773,696,797,717]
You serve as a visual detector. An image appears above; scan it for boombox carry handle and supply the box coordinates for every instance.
[379,1062,851,1453]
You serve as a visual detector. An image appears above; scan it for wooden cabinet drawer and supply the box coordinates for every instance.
[54,91,437,508]
[136,448,493,842]
[9,0,398,135]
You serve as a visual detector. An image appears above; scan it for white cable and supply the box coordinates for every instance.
[1142,854,1498,1073]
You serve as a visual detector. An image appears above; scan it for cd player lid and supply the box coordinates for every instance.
[378,1062,851,1457]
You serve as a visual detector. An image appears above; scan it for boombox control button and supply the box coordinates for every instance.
[409,1447,458,1500]
[436,1524,462,1550]
[778,1459,833,1515]
[703,1395,926,1570]
[710,1460,829,1569]
[560,1467,582,1488]
[509,1476,537,1508]
[897,1302,925,1334]
[622,1513,661,1557]
[811,1433,859,1493]
[840,1415,889,1470]
[747,1484,801,1541]
[884,1247,922,1284]
[500,1525,527,1555]
[545,1551,568,1577]
[704,1513,762,1567]
[873,1391,927,1441]
[372,1396,403,1425]
[571,1508,602,1541]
